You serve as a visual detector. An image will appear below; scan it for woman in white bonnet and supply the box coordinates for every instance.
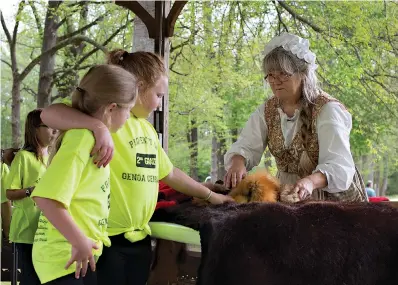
[224,33,367,202]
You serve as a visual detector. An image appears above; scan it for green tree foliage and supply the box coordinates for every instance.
[1,1,397,188]
[167,1,397,185]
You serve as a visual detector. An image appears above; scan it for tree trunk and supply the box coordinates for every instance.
[360,155,367,177]
[187,120,199,181]
[210,131,226,182]
[367,154,374,184]
[203,2,226,181]
[216,135,226,180]
[355,155,362,172]
[11,78,21,147]
[374,162,380,195]
[55,3,88,101]
[37,1,61,108]
[381,156,389,196]
[2,1,26,147]
[211,134,218,183]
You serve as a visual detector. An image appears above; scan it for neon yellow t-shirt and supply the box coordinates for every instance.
[7,150,47,244]
[108,115,173,242]
[1,163,10,204]
[31,129,111,284]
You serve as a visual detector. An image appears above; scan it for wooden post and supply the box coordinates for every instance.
[115,0,188,152]
[131,1,155,52]
[153,0,170,152]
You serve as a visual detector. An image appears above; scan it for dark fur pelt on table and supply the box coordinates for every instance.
[151,201,398,285]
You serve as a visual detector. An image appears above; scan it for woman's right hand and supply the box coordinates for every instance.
[91,123,114,168]
[65,236,99,279]
[224,156,247,188]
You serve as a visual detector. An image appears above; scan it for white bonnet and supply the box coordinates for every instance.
[264,33,317,70]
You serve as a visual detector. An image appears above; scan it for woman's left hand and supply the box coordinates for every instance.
[293,177,315,200]
[208,193,235,205]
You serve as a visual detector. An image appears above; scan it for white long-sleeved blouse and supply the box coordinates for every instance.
[224,101,355,193]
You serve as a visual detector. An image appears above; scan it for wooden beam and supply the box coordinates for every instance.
[154,0,169,151]
[154,0,165,56]
[165,1,188,37]
[116,1,187,39]
[115,1,156,38]
[115,0,186,151]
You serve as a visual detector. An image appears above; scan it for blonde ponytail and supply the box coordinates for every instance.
[49,64,138,165]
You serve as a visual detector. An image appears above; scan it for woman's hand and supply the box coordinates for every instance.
[224,156,247,188]
[65,236,99,279]
[91,124,114,168]
[293,177,315,200]
[208,192,235,205]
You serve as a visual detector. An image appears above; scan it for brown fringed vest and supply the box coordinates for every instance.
[264,94,367,202]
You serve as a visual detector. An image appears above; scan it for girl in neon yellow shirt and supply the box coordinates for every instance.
[6,108,58,285]
[31,64,137,285]
[40,50,234,285]
[1,159,11,244]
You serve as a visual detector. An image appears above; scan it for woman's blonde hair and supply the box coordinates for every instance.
[107,49,166,92]
[263,47,321,149]
[50,64,137,163]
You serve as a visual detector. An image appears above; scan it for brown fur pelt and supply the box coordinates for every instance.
[228,170,280,203]
[151,202,398,285]
[197,202,398,285]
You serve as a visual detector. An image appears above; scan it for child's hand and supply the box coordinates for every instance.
[91,124,114,168]
[65,236,99,279]
[208,192,235,205]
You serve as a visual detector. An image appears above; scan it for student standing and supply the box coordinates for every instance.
[6,109,58,285]
[31,64,138,285]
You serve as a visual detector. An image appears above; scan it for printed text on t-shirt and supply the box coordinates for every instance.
[136,153,156,169]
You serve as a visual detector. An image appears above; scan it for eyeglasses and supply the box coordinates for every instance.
[264,73,293,83]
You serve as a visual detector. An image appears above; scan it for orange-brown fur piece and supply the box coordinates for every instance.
[193,171,283,206]
[229,170,280,203]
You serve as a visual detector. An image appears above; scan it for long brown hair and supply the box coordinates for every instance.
[49,64,138,164]
[23,109,46,164]
[107,49,166,92]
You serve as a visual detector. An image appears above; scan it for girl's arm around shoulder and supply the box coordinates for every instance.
[41,103,114,167]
